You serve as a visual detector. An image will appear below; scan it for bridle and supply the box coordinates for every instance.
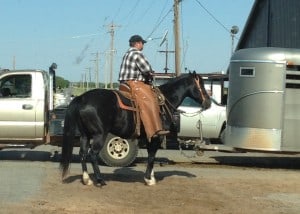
[193,75,208,103]
[158,74,209,118]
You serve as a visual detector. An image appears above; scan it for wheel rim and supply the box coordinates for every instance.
[106,137,130,160]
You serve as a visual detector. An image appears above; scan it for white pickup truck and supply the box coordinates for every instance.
[0,68,138,167]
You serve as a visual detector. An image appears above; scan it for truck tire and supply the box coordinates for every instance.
[99,133,139,167]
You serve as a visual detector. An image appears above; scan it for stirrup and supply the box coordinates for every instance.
[155,130,170,136]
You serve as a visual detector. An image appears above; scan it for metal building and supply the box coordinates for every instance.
[236,0,300,51]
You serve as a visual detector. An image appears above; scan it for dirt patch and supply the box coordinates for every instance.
[2,162,300,214]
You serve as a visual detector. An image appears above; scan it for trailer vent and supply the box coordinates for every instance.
[286,65,300,88]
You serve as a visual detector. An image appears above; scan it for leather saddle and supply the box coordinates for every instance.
[113,83,141,136]
[113,83,173,137]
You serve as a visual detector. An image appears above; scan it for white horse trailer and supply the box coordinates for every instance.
[223,47,300,153]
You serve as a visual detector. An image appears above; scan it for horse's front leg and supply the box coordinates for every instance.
[79,136,93,186]
[144,136,162,186]
[89,134,106,187]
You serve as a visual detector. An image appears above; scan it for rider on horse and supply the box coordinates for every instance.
[118,35,169,141]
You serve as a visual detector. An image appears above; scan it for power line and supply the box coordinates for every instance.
[119,0,140,26]
[194,0,231,34]
[112,0,125,21]
[115,0,142,34]
[146,8,172,39]
[136,1,156,22]
[150,0,170,31]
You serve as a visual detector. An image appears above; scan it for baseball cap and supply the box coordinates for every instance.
[129,35,147,44]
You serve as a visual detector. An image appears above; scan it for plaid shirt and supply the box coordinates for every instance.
[119,47,152,81]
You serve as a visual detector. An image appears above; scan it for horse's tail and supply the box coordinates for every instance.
[60,101,78,179]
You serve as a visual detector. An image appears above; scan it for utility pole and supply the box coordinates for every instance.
[13,56,16,70]
[104,22,121,89]
[95,52,99,88]
[84,72,87,89]
[91,52,100,88]
[85,67,91,91]
[81,73,84,89]
[174,0,181,76]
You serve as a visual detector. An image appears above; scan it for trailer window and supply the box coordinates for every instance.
[240,67,255,77]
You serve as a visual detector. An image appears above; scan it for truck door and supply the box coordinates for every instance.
[0,73,36,139]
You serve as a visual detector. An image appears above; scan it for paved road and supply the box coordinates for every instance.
[1,144,300,206]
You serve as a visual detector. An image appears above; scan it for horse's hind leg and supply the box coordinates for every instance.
[89,134,106,187]
[79,136,93,185]
[79,106,106,186]
[144,136,161,186]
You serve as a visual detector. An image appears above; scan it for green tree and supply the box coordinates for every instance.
[56,76,69,89]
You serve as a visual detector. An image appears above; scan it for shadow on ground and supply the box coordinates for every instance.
[62,166,196,185]
[1,149,300,170]
[197,155,300,170]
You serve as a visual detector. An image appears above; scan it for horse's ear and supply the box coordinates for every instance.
[192,71,200,81]
[192,70,197,78]
[188,70,196,76]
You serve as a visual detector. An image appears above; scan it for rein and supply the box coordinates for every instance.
[153,86,176,114]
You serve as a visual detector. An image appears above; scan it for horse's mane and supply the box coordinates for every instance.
[159,73,191,85]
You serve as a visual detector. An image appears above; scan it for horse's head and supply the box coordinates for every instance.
[158,71,211,110]
[189,71,211,110]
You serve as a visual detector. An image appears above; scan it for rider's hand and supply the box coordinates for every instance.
[144,72,154,84]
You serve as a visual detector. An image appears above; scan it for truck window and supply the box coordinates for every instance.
[181,97,200,107]
[0,74,32,98]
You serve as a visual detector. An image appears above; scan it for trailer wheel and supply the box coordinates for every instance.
[99,134,139,167]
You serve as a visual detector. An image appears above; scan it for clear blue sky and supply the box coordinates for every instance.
[0,0,255,83]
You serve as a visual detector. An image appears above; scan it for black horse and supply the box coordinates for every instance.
[60,72,211,186]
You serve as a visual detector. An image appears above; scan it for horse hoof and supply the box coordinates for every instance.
[144,177,156,186]
[82,172,93,186]
[95,180,107,187]
[82,178,93,186]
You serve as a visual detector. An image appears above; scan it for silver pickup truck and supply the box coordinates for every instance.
[0,69,57,146]
[0,69,136,167]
